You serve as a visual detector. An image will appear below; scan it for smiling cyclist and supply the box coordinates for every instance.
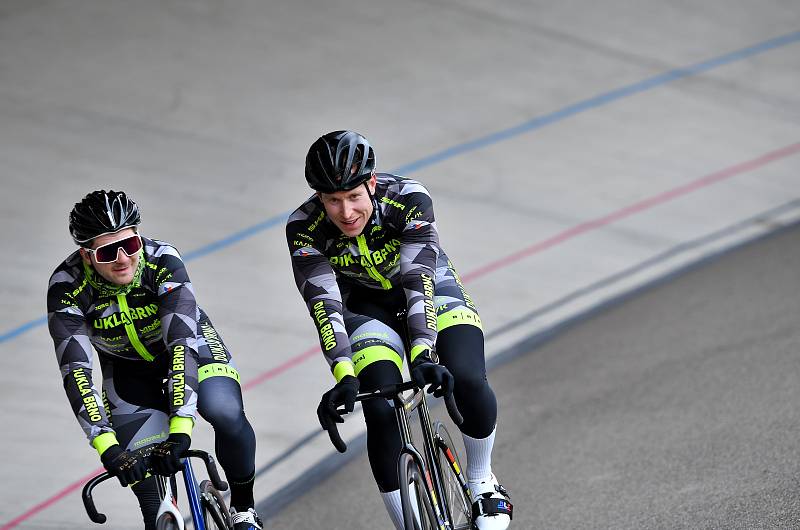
[286,131,513,529]
[47,190,262,530]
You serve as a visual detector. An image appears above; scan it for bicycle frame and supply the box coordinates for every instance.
[392,384,471,529]
[327,380,470,529]
[82,449,229,530]
[179,455,205,529]
[324,308,473,528]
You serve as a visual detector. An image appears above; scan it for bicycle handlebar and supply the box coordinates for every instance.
[82,473,114,524]
[443,392,464,429]
[325,381,463,453]
[82,448,228,524]
[186,449,228,491]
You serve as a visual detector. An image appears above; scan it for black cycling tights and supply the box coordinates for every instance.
[197,376,257,482]
[133,376,256,529]
[132,476,175,530]
[361,324,497,492]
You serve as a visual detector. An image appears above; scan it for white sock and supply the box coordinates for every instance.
[462,426,496,484]
[381,489,405,530]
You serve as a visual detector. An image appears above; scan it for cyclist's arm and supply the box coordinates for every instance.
[287,218,354,382]
[47,271,118,456]
[396,181,441,363]
[151,244,200,436]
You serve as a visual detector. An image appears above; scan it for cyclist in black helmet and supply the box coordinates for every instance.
[47,190,263,530]
[287,131,513,529]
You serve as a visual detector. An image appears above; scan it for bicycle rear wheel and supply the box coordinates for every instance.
[200,479,233,529]
[398,452,439,530]
[434,422,472,530]
[155,512,180,530]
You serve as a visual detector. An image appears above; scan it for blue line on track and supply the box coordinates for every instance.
[0,316,47,343]
[180,212,289,262]
[3,30,799,344]
[394,30,800,174]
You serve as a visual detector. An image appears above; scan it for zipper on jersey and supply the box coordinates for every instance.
[116,294,155,361]
[355,234,392,289]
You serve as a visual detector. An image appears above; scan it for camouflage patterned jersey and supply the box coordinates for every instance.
[47,237,200,451]
[287,173,467,381]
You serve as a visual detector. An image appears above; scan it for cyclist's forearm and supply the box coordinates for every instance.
[400,247,439,360]
[305,296,354,380]
[166,342,199,427]
[155,255,202,427]
[61,364,115,448]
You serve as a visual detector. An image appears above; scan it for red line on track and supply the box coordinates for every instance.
[0,469,104,530]
[4,142,798,528]
[241,345,320,391]
[461,142,800,283]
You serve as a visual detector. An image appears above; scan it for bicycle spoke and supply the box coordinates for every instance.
[434,422,472,530]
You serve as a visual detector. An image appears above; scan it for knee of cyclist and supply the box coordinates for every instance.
[453,370,489,396]
[202,401,246,432]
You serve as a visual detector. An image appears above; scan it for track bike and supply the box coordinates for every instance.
[326,379,474,530]
[82,449,232,530]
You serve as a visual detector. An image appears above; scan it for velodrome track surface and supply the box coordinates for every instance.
[1,1,799,528]
[266,219,800,530]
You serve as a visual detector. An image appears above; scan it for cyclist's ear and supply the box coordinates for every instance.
[366,172,377,194]
[79,247,92,265]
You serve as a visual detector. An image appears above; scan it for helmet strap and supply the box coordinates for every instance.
[364,181,380,225]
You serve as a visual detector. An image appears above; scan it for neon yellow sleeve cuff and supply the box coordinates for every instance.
[92,432,120,456]
[169,416,195,436]
[333,361,356,383]
[409,344,429,363]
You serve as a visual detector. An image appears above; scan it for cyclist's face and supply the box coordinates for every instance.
[319,174,376,237]
[80,228,140,285]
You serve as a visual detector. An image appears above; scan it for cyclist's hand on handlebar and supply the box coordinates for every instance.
[410,351,454,398]
[150,433,191,476]
[100,444,147,486]
[317,375,360,430]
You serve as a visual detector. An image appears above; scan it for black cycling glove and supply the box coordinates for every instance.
[317,375,360,431]
[150,433,191,476]
[410,350,454,398]
[101,444,147,486]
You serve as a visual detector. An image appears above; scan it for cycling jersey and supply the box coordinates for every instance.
[287,174,471,380]
[47,237,201,448]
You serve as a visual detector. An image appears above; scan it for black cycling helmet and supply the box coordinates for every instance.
[69,190,141,245]
[305,130,376,193]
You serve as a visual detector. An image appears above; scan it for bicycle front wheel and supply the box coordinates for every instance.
[398,452,439,530]
[155,512,180,530]
[200,479,233,530]
[434,422,472,530]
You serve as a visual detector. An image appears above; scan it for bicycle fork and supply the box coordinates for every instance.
[152,458,207,530]
[154,473,185,530]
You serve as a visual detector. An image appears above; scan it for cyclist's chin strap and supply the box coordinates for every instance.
[364,181,381,226]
